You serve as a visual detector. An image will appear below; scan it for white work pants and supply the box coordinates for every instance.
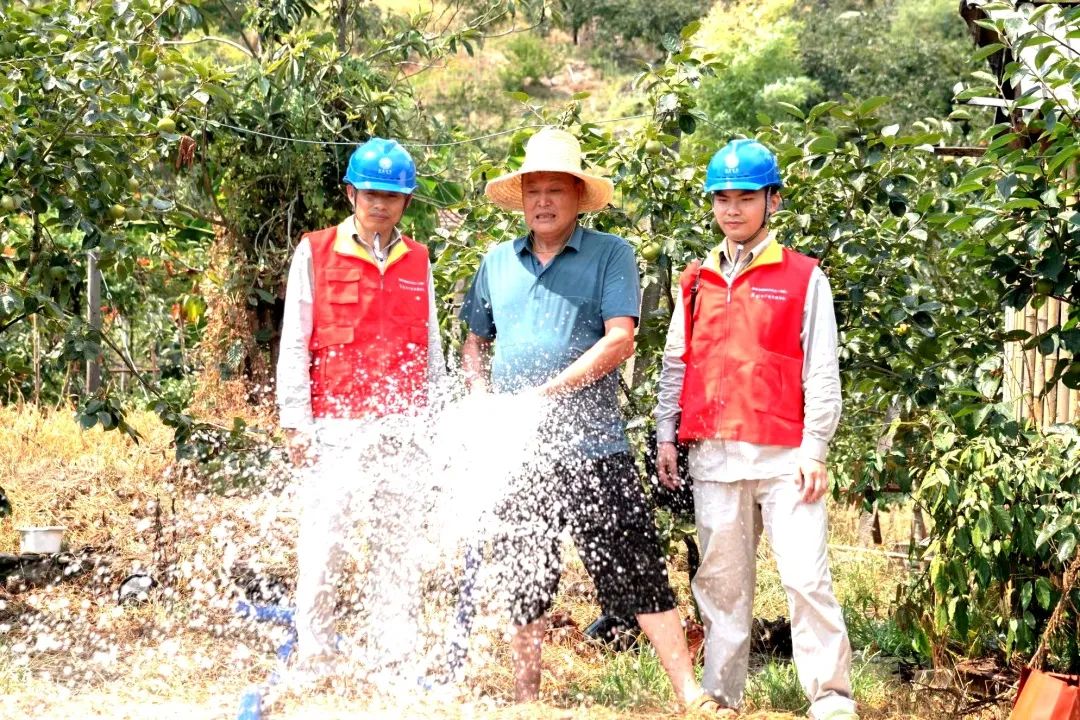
[294,419,429,676]
[692,477,855,717]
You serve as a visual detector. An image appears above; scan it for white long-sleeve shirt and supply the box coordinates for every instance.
[276,217,446,430]
[654,233,842,482]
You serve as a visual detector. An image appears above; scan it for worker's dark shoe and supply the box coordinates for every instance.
[584,614,640,651]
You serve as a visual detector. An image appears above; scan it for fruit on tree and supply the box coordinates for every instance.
[641,242,662,261]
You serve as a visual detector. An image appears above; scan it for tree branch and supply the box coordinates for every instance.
[163,36,256,58]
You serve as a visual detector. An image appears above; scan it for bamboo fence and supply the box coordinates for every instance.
[1003,298,1080,426]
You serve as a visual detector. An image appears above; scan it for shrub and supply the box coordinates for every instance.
[498,33,563,91]
[897,413,1080,669]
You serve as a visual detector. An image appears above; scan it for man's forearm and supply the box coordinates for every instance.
[800,269,842,461]
[462,332,492,391]
[277,241,315,429]
[541,319,634,396]
[655,291,686,443]
[425,265,446,388]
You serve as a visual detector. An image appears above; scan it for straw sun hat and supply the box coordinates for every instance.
[485,127,614,213]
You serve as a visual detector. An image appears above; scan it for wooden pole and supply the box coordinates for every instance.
[1024,305,1039,423]
[86,250,102,394]
[1044,298,1060,424]
[1056,302,1071,423]
[1035,301,1050,426]
[1005,307,1023,419]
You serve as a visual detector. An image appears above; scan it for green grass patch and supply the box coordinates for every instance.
[586,644,675,710]
[744,656,895,712]
[845,608,926,664]
[745,659,808,712]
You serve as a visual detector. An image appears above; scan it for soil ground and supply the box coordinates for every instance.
[0,408,1011,719]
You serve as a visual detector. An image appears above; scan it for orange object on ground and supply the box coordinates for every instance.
[1012,668,1080,720]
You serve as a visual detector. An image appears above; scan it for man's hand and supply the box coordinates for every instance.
[796,457,829,503]
[285,429,316,468]
[536,381,564,398]
[657,441,682,490]
[462,332,493,393]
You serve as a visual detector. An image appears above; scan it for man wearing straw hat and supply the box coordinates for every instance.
[460,127,714,711]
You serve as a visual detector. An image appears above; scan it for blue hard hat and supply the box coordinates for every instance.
[704,139,782,193]
[343,137,416,194]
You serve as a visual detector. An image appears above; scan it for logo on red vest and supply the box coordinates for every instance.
[398,277,426,292]
[750,285,792,302]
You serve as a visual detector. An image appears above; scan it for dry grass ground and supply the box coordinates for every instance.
[0,408,1010,719]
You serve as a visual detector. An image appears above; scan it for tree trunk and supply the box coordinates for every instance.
[857,398,902,546]
[336,0,350,53]
[85,250,101,394]
[31,314,40,405]
[633,274,663,389]
[911,508,927,546]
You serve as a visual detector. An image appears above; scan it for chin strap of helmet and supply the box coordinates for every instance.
[751,186,774,245]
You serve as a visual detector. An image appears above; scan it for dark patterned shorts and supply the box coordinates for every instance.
[490,451,677,625]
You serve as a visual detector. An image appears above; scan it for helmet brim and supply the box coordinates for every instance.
[347,180,416,195]
[705,180,783,193]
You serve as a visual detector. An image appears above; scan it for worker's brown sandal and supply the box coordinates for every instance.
[687,694,738,717]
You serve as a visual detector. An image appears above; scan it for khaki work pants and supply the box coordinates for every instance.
[692,477,856,717]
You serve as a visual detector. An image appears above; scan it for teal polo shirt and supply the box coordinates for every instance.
[460,224,640,459]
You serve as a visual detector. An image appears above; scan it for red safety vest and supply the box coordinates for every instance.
[306,225,430,419]
[677,245,817,447]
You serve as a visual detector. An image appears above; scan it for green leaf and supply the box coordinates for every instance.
[1059,533,1077,564]
[1035,576,1053,610]
[971,43,1005,63]
[774,102,805,121]
[1034,45,1057,70]
[991,505,1012,534]
[808,134,837,154]
[680,20,701,39]
[857,96,891,115]
[1048,145,1079,174]
[1004,197,1042,210]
